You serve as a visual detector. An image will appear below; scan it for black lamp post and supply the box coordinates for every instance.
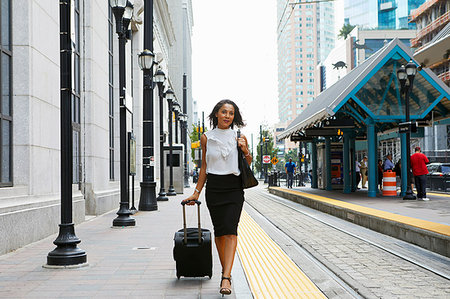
[46,0,87,266]
[166,90,177,196]
[154,68,168,201]
[178,113,190,187]
[137,47,158,211]
[174,103,181,144]
[397,60,417,201]
[112,0,136,226]
[264,138,269,183]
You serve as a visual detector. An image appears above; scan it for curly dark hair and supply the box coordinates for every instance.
[208,99,245,129]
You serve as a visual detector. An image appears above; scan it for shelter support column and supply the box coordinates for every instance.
[311,140,318,189]
[400,133,407,197]
[375,130,380,194]
[367,123,377,197]
[325,137,332,191]
[351,136,356,192]
[343,130,351,194]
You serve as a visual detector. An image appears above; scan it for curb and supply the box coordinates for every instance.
[268,187,450,257]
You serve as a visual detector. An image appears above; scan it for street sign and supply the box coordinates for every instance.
[271,157,279,165]
[263,155,271,164]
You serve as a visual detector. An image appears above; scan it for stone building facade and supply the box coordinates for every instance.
[0,0,193,255]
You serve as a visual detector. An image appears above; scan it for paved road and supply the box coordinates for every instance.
[244,187,450,299]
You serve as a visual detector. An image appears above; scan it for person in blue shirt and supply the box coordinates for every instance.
[285,158,296,188]
[383,154,395,171]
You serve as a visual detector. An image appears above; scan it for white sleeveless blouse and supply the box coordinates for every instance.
[204,128,240,176]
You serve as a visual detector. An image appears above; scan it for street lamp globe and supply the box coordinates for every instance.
[123,1,133,20]
[173,101,181,112]
[122,1,133,31]
[397,65,407,88]
[405,60,417,78]
[154,69,166,83]
[138,49,155,71]
[110,0,127,8]
[165,88,175,101]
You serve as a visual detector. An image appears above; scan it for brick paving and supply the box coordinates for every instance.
[245,187,450,299]
[0,189,245,298]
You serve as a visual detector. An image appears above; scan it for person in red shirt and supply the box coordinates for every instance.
[410,146,430,201]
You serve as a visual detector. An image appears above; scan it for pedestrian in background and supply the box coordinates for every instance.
[183,99,252,296]
[355,160,361,189]
[384,154,395,171]
[285,158,296,188]
[410,146,430,201]
[378,159,383,190]
[360,156,368,188]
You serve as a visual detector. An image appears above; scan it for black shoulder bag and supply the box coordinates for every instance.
[237,130,258,189]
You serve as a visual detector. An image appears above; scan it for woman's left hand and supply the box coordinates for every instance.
[237,135,249,154]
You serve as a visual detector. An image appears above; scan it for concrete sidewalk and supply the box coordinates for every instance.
[0,189,249,298]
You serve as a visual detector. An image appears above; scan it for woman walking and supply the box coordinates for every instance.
[182,99,251,296]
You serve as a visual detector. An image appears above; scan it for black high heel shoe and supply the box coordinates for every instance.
[219,276,232,297]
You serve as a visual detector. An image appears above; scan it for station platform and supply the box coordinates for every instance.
[269,185,450,257]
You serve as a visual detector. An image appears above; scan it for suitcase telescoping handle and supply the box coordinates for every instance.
[181,200,202,244]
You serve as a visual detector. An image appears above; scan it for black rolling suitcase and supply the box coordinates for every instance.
[173,200,212,279]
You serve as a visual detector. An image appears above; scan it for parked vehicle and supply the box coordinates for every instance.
[426,163,450,192]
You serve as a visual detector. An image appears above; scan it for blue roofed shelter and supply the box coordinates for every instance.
[278,38,450,197]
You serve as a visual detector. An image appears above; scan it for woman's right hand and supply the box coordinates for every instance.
[182,193,199,205]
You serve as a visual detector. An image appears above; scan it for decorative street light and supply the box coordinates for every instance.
[173,101,181,144]
[178,113,190,187]
[154,69,168,201]
[397,60,417,201]
[137,44,158,211]
[46,0,87,266]
[111,0,136,226]
[166,89,177,196]
[182,73,190,188]
[264,137,269,183]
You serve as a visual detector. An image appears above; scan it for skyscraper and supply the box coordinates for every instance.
[344,0,426,29]
[277,1,335,124]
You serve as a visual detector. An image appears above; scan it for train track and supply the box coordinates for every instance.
[244,188,450,297]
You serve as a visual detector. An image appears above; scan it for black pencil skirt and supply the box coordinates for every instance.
[205,173,244,237]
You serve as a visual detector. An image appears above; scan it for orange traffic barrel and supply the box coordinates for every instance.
[382,170,397,196]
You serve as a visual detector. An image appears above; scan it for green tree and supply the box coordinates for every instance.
[189,124,207,167]
[284,148,299,165]
[338,23,355,40]
[255,128,277,175]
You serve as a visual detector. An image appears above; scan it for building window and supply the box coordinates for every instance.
[72,0,81,183]
[0,0,11,187]
[108,5,114,180]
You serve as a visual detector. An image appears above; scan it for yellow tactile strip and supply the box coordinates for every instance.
[428,192,450,198]
[237,210,326,299]
[273,187,450,237]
